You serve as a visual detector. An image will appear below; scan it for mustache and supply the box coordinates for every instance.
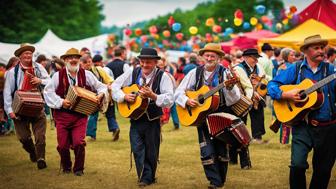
[313,54,324,59]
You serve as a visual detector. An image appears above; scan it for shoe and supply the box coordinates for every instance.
[241,165,252,170]
[138,182,148,187]
[37,159,47,169]
[208,184,218,189]
[88,137,96,141]
[30,152,37,163]
[74,170,84,176]
[112,129,120,141]
[63,169,71,174]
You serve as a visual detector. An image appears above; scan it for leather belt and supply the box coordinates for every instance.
[309,119,336,127]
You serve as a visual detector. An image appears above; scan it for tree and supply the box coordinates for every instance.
[0,0,104,43]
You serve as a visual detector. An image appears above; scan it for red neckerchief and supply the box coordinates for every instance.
[20,62,36,91]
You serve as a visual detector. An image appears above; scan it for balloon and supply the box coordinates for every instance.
[234,18,242,26]
[250,17,258,25]
[162,30,171,38]
[205,33,212,42]
[290,5,297,13]
[225,27,234,34]
[168,16,175,27]
[144,42,149,47]
[151,33,160,40]
[234,9,244,19]
[243,22,250,29]
[212,25,222,33]
[256,23,263,30]
[124,28,132,36]
[255,5,266,14]
[175,33,184,41]
[205,18,215,27]
[149,25,158,34]
[282,18,289,25]
[261,16,270,23]
[205,33,212,38]
[135,28,142,36]
[213,35,219,42]
[141,36,147,43]
[291,14,299,25]
[224,18,229,23]
[189,26,198,35]
[172,23,181,32]
[275,23,282,30]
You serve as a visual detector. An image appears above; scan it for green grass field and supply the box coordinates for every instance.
[0,108,335,189]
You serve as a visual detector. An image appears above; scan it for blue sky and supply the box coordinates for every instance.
[100,0,315,27]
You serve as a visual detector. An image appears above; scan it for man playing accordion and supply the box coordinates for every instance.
[175,43,241,189]
[4,44,50,169]
[43,48,107,176]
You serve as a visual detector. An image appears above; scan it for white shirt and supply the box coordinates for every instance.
[234,62,266,99]
[43,68,107,109]
[174,67,241,108]
[258,52,273,81]
[4,62,50,115]
[111,68,174,108]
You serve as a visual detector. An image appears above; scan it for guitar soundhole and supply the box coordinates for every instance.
[198,95,205,105]
[260,84,267,90]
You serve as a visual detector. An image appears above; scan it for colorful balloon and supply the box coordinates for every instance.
[205,18,215,27]
[162,30,171,38]
[212,25,222,33]
[135,28,142,36]
[234,18,243,26]
[282,18,289,25]
[124,28,132,36]
[234,9,244,19]
[168,16,175,27]
[275,23,282,30]
[243,22,250,29]
[290,6,297,13]
[189,26,198,35]
[225,27,234,34]
[172,23,181,32]
[256,23,263,30]
[149,25,158,34]
[250,17,258,26]
[255,5,266,14]
[141,35,147,43]
[175,33,184,41]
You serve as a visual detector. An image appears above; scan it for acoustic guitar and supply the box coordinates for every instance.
[176,78,237,127]
[273,73,336,125]
[117,84,149,120]
[250,74,268,109]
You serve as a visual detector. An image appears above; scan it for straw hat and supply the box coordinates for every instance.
[198,43,225,57]
[300,34,328,52]
[14,43,35,57]
[60,48,81,59]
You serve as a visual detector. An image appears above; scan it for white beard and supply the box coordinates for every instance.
[66,63,79,72]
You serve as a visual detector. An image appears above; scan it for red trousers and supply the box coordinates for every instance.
[54,110,87,172]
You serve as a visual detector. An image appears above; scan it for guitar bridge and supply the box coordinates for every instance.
[286,100,293,112]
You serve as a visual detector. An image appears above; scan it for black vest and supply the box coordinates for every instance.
[131,67,164,120]
[106,59,125,79]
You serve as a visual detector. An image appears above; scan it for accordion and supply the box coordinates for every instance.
[12,90,45,117]
[66,86,100,115]
[230,95,253,117]
[206,112,251,147]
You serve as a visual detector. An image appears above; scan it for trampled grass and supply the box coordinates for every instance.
[0,108,335,189]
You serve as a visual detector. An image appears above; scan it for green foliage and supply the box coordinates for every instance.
[0,0,104,43]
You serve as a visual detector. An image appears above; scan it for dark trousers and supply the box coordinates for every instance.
[105,105,119,132]
[243,103,265,139]
[290,122,336,189]
[54,110,87,172]
[13,112,46,160]
[130,116,161,184]
[197,123,229,187]
[229,115,251,168]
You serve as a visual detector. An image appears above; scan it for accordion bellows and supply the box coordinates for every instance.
[12,91,45,117]
[66,86,99,115]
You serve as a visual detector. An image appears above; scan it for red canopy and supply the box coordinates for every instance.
[221,30,279,53]
[298,0,336,30]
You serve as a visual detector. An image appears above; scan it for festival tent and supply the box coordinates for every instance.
[0,29,108,63]
[221,30,279,53]
[258,19,336,51]
[297,0,336,30]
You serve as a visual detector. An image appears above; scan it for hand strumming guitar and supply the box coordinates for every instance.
[281,88,302,101]
[138,86,157,101]
[186,98,198,108]
[124,93,136,103]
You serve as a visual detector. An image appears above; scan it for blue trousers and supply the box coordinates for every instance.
[105,105,119,132]
[86,111,99,138]
[170,103,179,127]
[130,116,160,184]
[290,122,336,189]
[197,123,229,187]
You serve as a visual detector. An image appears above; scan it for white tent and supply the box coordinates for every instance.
[0,29,108,64]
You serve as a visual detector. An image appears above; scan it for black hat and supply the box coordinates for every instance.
[242,48,262,58]
[261,43,274,51]
[92,54,103,63]
[137,48,161,60]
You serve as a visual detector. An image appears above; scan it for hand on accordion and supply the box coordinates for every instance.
[62,99,72,109]
[97,93,105,108]
[30,76,42,86]
[9,112,17,119]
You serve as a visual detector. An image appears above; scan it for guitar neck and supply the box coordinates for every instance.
[203,82,226,99]
[305,73,336,94]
